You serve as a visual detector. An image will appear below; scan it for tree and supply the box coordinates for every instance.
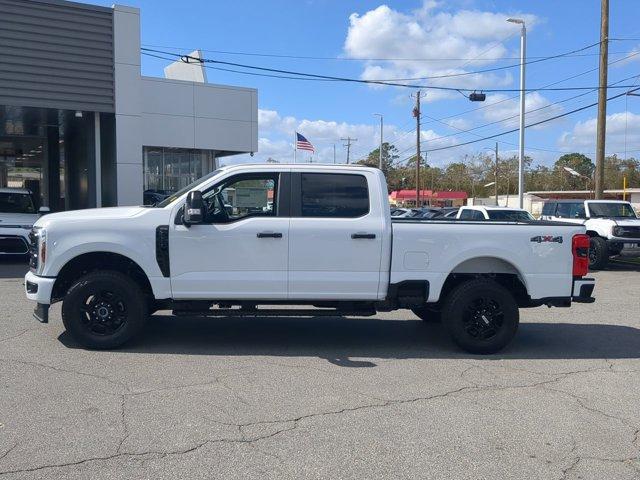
[554,153,595,190]
[357,142,399,174]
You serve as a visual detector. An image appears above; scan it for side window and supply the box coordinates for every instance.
[300,173,369,218]
[556,203,572,218]
[557,202,585,218]
[204,174,277,223]
[472,210,486,220]
[570,203,586,218]
[542,202,556,216]
[459,209,475,220]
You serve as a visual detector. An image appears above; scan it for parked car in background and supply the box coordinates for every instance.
[408,208,441,219]
[456,205,535,222]
[540,199,640,269]
[390,208,415,218]
[143,190,169,206]
[430,207,459,219]
[0,188,48,256]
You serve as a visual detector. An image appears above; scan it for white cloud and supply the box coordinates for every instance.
[343,3,537,101]
[612,45,640,67]
[558,111,640,155]
[445,117,471,130]
[225,108,468,166]
[480,92,563,129]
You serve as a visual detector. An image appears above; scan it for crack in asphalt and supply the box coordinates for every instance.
[0,358,638,477]
[0,330,31,344]
[0,358,127,393]
[0,445,17,463]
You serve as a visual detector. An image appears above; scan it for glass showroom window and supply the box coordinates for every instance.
[143,147,216,194]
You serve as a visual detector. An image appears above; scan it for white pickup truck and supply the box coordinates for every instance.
[25,164,595,354]
[540,199,640,269]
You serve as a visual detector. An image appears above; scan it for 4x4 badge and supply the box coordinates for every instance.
[530,235,563,243]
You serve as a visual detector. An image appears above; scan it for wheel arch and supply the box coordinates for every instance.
[52,251,153,302]
[434,256,529,307]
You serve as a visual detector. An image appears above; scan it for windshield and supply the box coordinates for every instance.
[155,169,223,208]
[588,202,637,218]
[0,192,35,214]
[487,210,534,221]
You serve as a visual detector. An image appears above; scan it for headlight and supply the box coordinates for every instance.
[31,228,47,275]
[613,226,623,237]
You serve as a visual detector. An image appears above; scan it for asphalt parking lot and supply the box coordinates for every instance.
[0,260,639,479]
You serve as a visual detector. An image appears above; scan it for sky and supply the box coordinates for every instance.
[90,0,640,168]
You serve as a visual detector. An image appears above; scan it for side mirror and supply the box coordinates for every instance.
[183,191,204,226]
[38,206,50,216]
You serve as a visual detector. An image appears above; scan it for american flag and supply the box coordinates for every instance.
[295,132,315,152]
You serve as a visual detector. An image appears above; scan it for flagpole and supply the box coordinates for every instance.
[293,132,297,163]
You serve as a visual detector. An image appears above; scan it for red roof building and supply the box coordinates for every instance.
[389,189,468,207]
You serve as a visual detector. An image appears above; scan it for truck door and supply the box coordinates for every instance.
[288,171,384,300]
[170,171,290,300]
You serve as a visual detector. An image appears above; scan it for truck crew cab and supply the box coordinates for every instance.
[25,165,595,354]
[540,199,640,269]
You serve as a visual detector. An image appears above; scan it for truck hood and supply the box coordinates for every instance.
[612,218,640,227]
[34,206,150,228]
[0,212,39,227]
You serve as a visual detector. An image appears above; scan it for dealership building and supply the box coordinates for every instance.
[0,0,258,210]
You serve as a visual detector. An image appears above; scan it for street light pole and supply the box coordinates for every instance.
[508,18,526,209]
[373,113,383,171]
[494,142,499,206]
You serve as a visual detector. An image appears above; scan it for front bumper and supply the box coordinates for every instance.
[24,271,56,304]
[572,277,595,303]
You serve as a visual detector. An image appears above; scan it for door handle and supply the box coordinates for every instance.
[257,232,283,238]
[351,233,376,239]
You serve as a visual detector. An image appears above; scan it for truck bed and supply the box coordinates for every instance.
[390,219,586,302]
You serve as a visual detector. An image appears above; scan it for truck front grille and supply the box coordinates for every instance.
[614,226,640,239]
[0,235,29,255]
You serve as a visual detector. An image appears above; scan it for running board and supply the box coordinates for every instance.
[172,308,377,318]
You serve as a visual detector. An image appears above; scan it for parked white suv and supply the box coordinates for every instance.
[0,188,47,256]
[457,205,535,222]
[25,164,594,354]
[540,199,640,269]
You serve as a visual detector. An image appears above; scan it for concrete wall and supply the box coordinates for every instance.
[112,4,257,206]
[112,4,143,206]
[140,77,258,153]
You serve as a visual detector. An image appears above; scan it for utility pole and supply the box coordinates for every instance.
[595,0,609,199]
[495,142,499,206]
[341,137,357,164]
[416,92,421,207]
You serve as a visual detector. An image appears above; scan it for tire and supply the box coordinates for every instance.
[588,237,609,270]
[411,305,442,323]
[441,278,519,355]
[62,271,148,349]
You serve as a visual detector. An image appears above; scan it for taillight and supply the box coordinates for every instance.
[572,234,589,277]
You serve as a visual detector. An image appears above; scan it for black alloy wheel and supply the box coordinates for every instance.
[62,271,148,349]
[441,278,519,354]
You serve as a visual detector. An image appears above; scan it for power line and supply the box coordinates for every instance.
[141,47,639,92]
[416,86,640,155]
[140,41,636,62]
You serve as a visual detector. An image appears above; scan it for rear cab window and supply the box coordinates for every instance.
[299,173,369,218]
